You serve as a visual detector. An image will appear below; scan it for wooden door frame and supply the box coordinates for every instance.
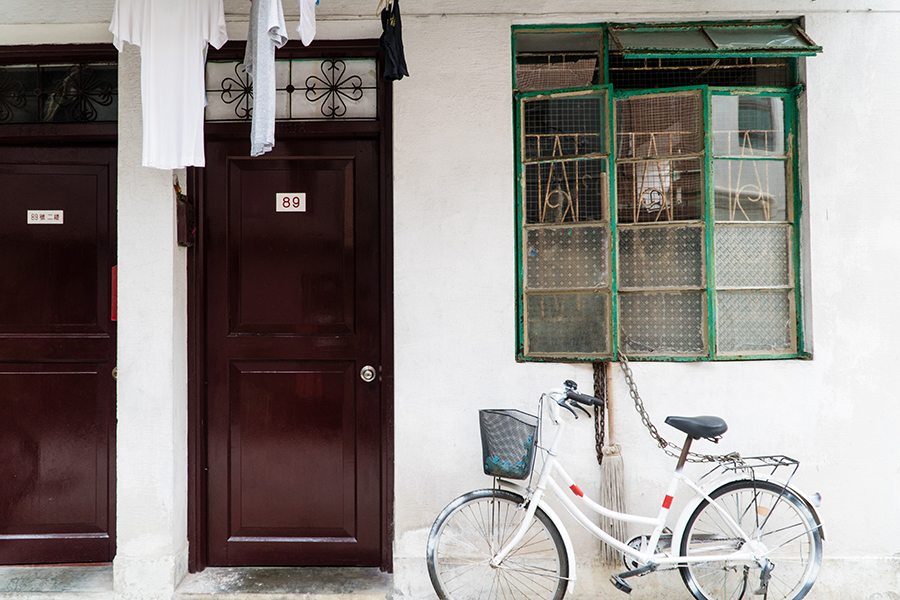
[187,39,394,573]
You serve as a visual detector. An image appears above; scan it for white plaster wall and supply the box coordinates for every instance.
[1,1,899,599]
[391,8,900,600]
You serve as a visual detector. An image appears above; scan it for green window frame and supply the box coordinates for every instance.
[513,21,815,362]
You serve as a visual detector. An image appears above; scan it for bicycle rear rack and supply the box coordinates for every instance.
[700,454,800,490]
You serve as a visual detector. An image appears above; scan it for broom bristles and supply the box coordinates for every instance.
[599,444,627,566]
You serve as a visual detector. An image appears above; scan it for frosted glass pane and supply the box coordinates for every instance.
[715,225,790,288]
[612,29,714,51]
[526,293,609,355]
[523,93,606,161]
[713,96,784,157]
[717,290,793,354]
[619,291,706,355]
[526,226,609,289]
[524,158,608,224]
[705,26,812,51]
[714,159,787,221]
[619,226,703,288]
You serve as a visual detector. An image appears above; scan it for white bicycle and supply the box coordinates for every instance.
[426,380,824,600]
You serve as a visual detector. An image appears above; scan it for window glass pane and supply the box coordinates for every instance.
[715,224,790,288]
[0,64,117,124]
[515,31,602,91]
[714,159,787,221]
[526,292,609,355]
[616,92,704,158]
[523,93,605,161]
[619,225,703,288]
[619,291,706,355]
[525,226,608,289]
[611,29,715,51]
[524,158,608,224]
[713,96,784,157]
[717,289,793,354]
[705,26,812,51]
[616,158,703,223]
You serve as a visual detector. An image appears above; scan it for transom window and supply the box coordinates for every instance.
[513,21,820,361]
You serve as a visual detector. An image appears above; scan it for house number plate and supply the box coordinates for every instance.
[276,193,307,212]
[27,210,64,224]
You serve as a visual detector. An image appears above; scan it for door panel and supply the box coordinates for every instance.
[0,146,116,564]
[205,139,381,566]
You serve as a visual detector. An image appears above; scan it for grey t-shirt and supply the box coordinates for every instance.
[243,0,288,157]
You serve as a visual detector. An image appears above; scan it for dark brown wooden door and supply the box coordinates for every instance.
[203,137,382,566]
[0,145,116,564]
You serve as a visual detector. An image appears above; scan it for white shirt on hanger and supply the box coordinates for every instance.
[110,0,228,169]
[244,0,288,157]
[298,0,317,46]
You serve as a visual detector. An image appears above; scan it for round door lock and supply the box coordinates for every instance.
[360,365,377,383]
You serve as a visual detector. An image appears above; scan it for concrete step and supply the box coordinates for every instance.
[175,567,392,600]
[0,565,114,599]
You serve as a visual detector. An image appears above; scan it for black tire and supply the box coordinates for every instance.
[679,480,823,600]
[426,488,569,600]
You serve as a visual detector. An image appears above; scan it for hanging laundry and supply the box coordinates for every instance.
[109,0,228,169]
[244,0,288,157]
[380,0,409,81]
[298,0,317,46]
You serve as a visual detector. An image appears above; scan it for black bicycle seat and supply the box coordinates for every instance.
[665,415,727,440]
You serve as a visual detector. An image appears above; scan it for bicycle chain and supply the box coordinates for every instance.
[617,354,739,464]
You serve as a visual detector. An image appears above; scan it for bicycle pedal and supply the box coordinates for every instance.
[609,575,633,594]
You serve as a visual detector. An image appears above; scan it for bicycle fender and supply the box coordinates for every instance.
[670,477,825,555]
[500,480,578,592]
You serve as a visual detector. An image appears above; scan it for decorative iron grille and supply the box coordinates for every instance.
[0,63,117,123]
[205,58,377,121]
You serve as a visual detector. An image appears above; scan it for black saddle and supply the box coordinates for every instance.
[665,415,727,440]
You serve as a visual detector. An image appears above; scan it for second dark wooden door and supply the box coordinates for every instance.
[0,145,116,564]
[203,137,382,566]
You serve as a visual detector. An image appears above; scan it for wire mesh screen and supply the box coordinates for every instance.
[717,290,793,354]
[609,55,794,89]
[523,94,606,160]
[526,292,610,355]
[618,225,704,289]
[517,56,598,92]
[619,291,706,355]
[524,159,608,224]
[617,158,703,223]
[715,225,791,288]
[616,92,704,157]
[526,226,609,289]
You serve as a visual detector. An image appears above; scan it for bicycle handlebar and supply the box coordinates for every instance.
[566,389,603,407]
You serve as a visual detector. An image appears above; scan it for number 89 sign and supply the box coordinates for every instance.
[275,193,307,213]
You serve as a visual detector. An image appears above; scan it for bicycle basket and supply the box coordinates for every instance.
[479,409,539,480]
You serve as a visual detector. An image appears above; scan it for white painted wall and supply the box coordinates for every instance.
[1,2,898,599]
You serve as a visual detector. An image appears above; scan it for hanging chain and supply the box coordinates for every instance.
[618,354,740,464]
[592,361,607,466]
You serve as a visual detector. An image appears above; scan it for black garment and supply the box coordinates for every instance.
[380,0,410,81]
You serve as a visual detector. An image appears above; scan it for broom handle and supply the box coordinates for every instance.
[606,362,617,447]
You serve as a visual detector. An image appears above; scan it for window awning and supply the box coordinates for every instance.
[609,23,822,59]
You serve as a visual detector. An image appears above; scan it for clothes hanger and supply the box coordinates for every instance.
[376,0,392,14]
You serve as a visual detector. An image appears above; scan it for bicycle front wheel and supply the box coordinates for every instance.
[426,488,569,600]
[679,480,823,600]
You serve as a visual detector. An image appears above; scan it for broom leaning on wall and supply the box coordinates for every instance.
[593,360,627,565]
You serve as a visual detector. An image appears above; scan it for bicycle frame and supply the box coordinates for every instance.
[490,394,764,572]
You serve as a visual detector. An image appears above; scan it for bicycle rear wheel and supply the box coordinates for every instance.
[679,480,822,600]
[427,488,568,600]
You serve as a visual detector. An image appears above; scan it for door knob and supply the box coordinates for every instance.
[360,365,377,383]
